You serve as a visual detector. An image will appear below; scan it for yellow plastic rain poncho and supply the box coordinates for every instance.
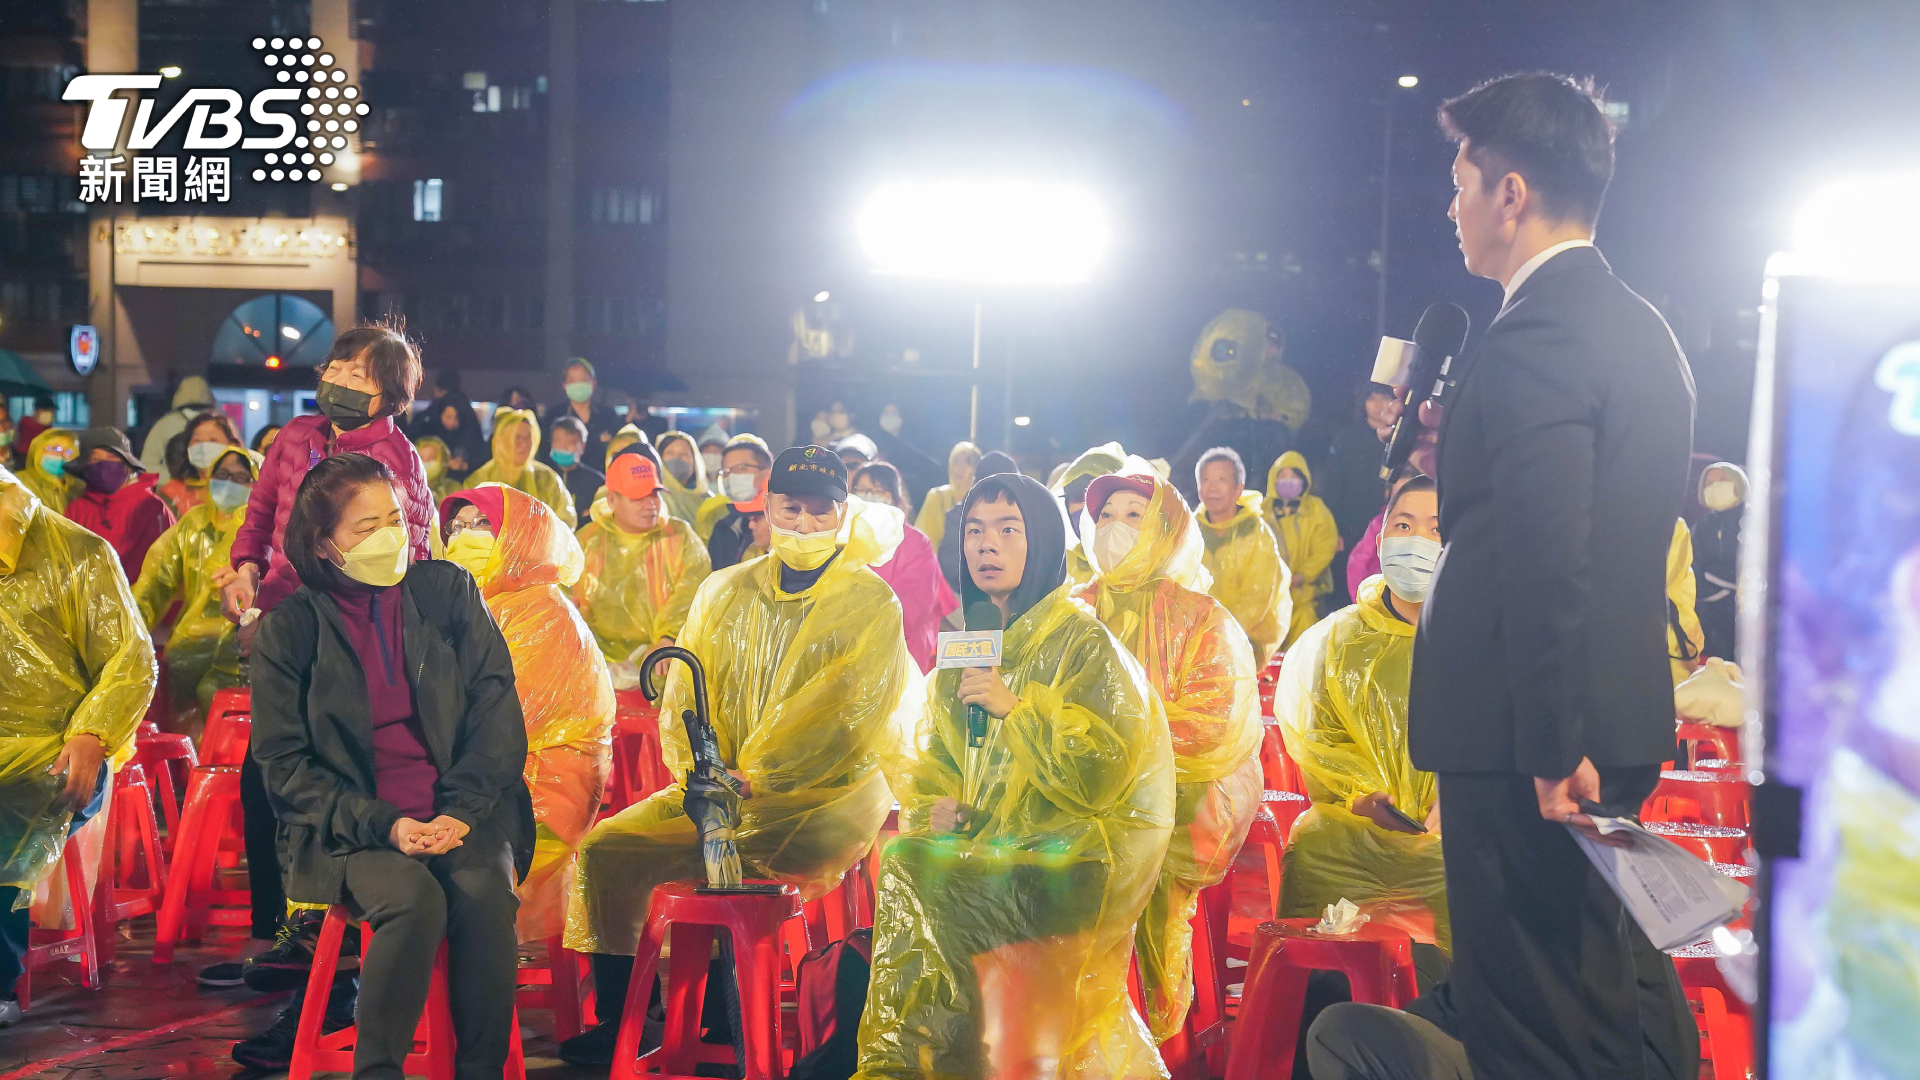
[915,442,982,555]
[1054,443,1128,588]
[18,429,81,515]
[0,467,157,892]
[572,496,712,664]
[1073,472,1261,1042]
[589,423,650,508]
[653,430,710,526]
[1198,489,1293,667]
[131,448,260,732]
[566,499,915,954]
[466,409,578,530]
[1274,576,1447,950]
[414,435,465,504]
[1266,451,1338,648]
[451,483,616,942]
[859,472,1174,1080]
[1667,517,1704,686]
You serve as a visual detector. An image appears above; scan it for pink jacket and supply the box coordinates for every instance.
[232,414,433,613]
[1346,509,1386,599]
[871,524,958,674]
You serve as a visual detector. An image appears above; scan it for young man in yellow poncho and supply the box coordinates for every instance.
[132,446,261,734]
[1052,442,1127,587]
[0,466,157,1023]
[1193,446,1292,667]
[465,407,577,529]
[438,482,615,943]
[1265,449,1339,648]
[572,447,712,681]
[1072,465,1262,1044]
[1274,476,1448,951]
[857,470,1175,1080]
[562,444,913,1066]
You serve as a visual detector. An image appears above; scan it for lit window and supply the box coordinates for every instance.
[413,178,443,222]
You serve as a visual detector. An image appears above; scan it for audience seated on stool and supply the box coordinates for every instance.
[0,464,157,1025]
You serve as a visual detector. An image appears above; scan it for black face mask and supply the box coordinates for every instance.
[317,381,376,430]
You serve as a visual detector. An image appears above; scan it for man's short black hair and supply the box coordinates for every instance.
[1195,446,1246,488]
[550,415,588,443]
[1386,474,1438,518]
[1439,73,1615,228]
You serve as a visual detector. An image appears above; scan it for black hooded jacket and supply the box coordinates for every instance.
[954,470,1071,626]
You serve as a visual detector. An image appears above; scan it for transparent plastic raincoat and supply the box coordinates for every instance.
[572,496,712,664]
[466,409,578,529]
[565,498,915,955]
[131,447,260,731]
[1666,518,1703,686]
[444,484,616,942]
[0,468,157,892]
[413,435,465,504]
[589,423,650,508]
[1198,490,1292,667]
[1054,443,1127,588]
[858,472,1175,1080]
[1266,451,1338,648]
[1074,471,1262,1042]
[19,429,81,515]
[654,430,710,526]
[1273,576,1447,949]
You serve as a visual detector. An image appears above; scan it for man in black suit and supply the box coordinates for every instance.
[1310,75,1699,1080]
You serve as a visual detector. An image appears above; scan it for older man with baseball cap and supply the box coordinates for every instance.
[561,445,914,1066]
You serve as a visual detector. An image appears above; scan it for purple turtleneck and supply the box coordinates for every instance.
[329,581,438,820]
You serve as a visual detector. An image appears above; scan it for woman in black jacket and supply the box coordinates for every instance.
[249,452,533,1080]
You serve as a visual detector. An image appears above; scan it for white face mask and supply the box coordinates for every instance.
[1701,481,1740,513]
[723,472,760,502]
[1092,520,1141,574]
[702,451,724,477]
[187,441,230,471]
[1379,535,1441,604]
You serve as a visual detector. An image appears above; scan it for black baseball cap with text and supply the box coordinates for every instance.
[768,445,848,501]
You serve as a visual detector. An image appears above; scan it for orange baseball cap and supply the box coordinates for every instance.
[606,453,662,499]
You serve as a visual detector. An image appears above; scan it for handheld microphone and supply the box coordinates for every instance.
[955,602,1006,747]
[1378,302,1471,480]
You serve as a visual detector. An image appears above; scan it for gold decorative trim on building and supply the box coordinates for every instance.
[111,218,352,260]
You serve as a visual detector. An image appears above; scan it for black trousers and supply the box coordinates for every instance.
[1437,768,1699,1080]
[240,749,287,940]
[342,826,519,1080]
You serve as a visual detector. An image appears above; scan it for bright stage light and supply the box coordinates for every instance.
[1789,173,1920,281]
[857,180,1110,286]
[1397,75,1418,88]
[1013,415,1032,427]
[813,290,831,303]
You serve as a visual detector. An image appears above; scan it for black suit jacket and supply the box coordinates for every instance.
[1409,245,1695,778]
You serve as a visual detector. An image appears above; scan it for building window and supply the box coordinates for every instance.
[413,178,444,222]
[583,184,659,225]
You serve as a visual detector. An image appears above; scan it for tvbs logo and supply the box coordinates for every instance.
[63,35,365,202]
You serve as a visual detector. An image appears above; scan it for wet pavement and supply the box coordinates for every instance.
[0,922,597,1080]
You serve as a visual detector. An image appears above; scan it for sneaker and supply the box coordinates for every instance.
[557,1010,663,1068]
[196,960,247,988]
[229,979,355,1071]
[0,996,19,1028]
[242,910,357,993]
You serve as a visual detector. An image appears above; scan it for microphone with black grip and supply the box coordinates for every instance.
[963,601,1004,747]
[1380,302,1472,480]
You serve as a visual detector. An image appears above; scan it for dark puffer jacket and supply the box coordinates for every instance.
[250,559,534,903]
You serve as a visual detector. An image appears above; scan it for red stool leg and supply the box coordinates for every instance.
[611,907,673,1080]
[1223,931,1311,1080]
[728,911,787,1080]
[661,923,718,1076]
[548,935,585,1042]
[287,908,349,1080]
[150,771,214,964]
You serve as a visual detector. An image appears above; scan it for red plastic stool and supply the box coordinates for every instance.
[199,690,251,766]
[1676,723,1741,770]
[17,834,101,1011]
[1259,723,1306,796]
[518,935,591,1042]
[1223,918,1419,1080]
[132,727,198,849]
[1643,770,1750,828]
[1235,809,1286,928]
[611,880,805,1080]
[605,692,673,816]
[1643,821,1750,864]
[151,765,250,963]
[94,764,168,967]
[1157,880,1234,1080]
[289,906,527,1080]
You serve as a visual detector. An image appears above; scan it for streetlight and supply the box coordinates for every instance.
[159,65,182,79]
[857,179,1109,442]
[1377,75,1421,340]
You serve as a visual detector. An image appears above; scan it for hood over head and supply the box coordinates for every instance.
[489,408,541,480]
[441,482,582,596]
[1081,459,1210,592]
[1265,449,1314,503]
[171,376,213,410]
[958,470,1072,627]
[656,429,706,494]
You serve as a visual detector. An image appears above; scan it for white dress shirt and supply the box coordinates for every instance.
[1501,238,1595,310]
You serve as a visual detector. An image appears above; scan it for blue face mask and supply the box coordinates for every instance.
[551,449,579,469]
[209,478,252,512]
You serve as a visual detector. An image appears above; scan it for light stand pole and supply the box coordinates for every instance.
[1378,75,1420,342]
[969,299,982,443]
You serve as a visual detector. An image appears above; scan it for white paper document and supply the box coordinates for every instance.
[1568,815,1747,952]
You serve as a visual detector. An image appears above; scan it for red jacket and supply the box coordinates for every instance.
[65,472,175,583]
[231,414,433,613]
